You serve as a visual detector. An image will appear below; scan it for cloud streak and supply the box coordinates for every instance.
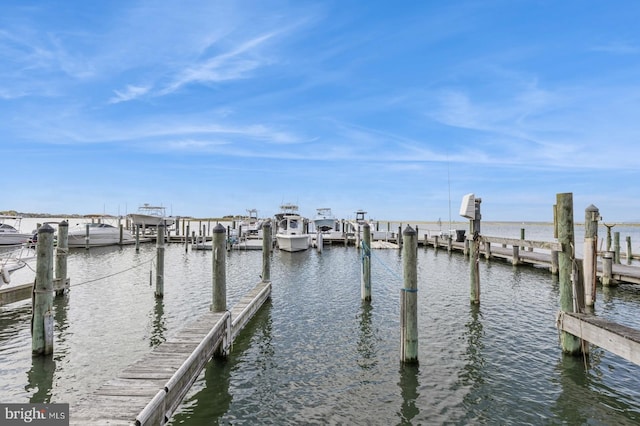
[109,85,151,104]
[161,32,280,94]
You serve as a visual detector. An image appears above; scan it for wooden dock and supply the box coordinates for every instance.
[69,280,271,425]
[0,278,69,307]
[422,235,640,286]
[557,312,640,365]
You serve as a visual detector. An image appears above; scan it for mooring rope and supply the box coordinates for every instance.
[360,240,403,284]
[71,254,157,288]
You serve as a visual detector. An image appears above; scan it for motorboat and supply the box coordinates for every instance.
[313,208,337,232]
[129,204,175,228]
[0,245,35,286]
[0,216,33,245]
[276,214,310,252]
[238,209,264,236]
[355,210,368,224]
[67,223,135,248]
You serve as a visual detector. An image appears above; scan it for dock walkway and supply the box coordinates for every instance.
[424,236,640,286]
[557,312,640,365]
[70,281,271,425]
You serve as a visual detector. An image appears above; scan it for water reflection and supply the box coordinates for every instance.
[53,293,69,340]
[26,291,69,403]
[26,356,55,403]
[357,302,375,370]
[457,304,487,423]
[150,298,166,348]
[552,355,596,424]
[552,352,639,425]
[397,363,420,425]
[460,305,485,386]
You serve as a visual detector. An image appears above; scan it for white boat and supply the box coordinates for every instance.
[238,209,264,236]
[313,208,337,232]
[67,223,135,248]
[128,204,175,228]
[0,245,36,286]
[0,216,33,245]
[275,204,310,252]
[355,210,368,224]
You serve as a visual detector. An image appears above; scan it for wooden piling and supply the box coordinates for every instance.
[614,231,621,264]
[583,204,599,308]
[316,231,323,253]
[551,250,559,275]
[512,246,520,266]
[85,223,90,249]
[33,224,55,356]
[155,224,165,298]
[262,220,271,282]
[135,225,140,252]
[601,251,615,286]
[627,236,632,265]
[400,225,418,363]
[469,197,481,304]
[55,220,69,296]
[556,192,582,355]
[470,234,480,304]
[119,223,124,245]
[212,224,226,312]
[361,223,372,301]
[484,241,491,260]
[185,224,190,252]
[605,224,614,251]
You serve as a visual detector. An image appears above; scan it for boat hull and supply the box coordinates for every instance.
[129,214,175,228]
[0,220,32,245]
[0,233,32,245]
[313,218,336,231]
[276,234,310,252]
[67,225,135,247]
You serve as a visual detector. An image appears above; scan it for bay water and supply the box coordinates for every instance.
[1,219,640,424]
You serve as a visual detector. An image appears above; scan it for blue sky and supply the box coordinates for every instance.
[2,0,639,222]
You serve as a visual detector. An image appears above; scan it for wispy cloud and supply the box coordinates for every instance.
[161,32,279,94]
[109,84,151,104]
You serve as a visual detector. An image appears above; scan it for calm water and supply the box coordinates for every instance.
[1,219,640,424]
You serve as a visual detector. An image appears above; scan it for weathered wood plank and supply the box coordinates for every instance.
[118,372,174,381]
[0,283,33,306]
[483,236,562,251]
[0,278,70,306]
[96,386,160,397]
[72,282,271,425]
[231,282,271,340]
[558,312,640,365]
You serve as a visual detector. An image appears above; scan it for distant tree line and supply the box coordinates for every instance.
[0,210,84,218]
